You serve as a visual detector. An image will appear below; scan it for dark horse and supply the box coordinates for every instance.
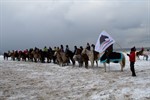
[65,49,75,66]
[3,52,11,60]
[136,49,144,59]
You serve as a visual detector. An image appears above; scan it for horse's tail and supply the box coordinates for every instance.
[122,54,126,68]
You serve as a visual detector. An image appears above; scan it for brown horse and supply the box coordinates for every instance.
[136,49,144,59]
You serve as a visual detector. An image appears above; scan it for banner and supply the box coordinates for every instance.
[95,31,115,53]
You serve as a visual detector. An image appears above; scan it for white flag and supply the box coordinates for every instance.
[95,31,115,53]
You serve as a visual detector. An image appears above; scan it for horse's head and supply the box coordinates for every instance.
[81,48,87,54]
[75,48,82,55]
[54,50,60,57]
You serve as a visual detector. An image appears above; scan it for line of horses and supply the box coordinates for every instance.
[3,48,55,63]
[3,46,149,72]
[3,47,127,72]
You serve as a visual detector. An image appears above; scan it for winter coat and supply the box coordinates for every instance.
[128,51,136,62]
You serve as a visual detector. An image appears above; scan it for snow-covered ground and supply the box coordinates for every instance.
[0,53,150,100]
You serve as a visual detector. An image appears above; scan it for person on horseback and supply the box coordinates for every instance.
[86,43,91,50]
[65,45,69,53]
[48,47,52,52]
[80,46,83,52]
[104,44,113,63]
[65,45,71,63]
[60,45,64,52]
[91,44,95,51]
[43,46,48,52]
[73,46,77,55]
[127,46,136,77]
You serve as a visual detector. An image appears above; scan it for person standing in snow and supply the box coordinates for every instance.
[127,46,136,77]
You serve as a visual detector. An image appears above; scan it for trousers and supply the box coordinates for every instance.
[130,62,136,76]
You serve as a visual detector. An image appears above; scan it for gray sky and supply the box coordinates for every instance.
[0,0,150,52]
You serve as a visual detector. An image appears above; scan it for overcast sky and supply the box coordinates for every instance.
[0,0,149,52]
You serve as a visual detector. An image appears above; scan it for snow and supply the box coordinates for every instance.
[0,54,150,100]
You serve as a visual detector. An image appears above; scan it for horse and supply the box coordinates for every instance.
[20,52,29,61]
[73,48,88,68]
[3,52,11,60]
[65,49,75,66]
[10,51,20,61]
[100,52,126,72]
[54,50,69,66]
[142,50,149,61]
[136,49,144,59]
[81,48,100,67]
[31,49,42,62]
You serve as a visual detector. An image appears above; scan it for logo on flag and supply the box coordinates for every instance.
[95,31,115,53]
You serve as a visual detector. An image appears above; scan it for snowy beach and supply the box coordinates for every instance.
[0,54,150,100]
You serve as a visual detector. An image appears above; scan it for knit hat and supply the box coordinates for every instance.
[131,46,136,51]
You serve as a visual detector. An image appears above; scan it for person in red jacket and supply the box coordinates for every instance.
[127,46,136,76]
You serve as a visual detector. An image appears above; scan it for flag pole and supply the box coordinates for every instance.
[115,42,128,54]
[108,31,128,54]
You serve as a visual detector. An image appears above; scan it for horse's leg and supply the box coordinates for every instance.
[71,58,75,66]
[85,60,88,69]
[137,55,140,60]
[91,59,94,67]
[96,60,98,67]
[146,55,148,61]
[79,56,83,67]
[3,55,5,60]
[143,55,145,60]
[120,62,123,72]
[103,63,106,72]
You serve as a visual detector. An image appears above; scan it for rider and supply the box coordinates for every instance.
[86,43,91,51]
[43,46,48,52]
[104,44,113,63]
[65,45,70,63]
[60,45,64,52]
[65,45,69,53]
[91,44,95,51]
[73,46,77,55]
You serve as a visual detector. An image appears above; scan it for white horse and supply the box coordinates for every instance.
[100,52,126,72]
[81,48,101,67]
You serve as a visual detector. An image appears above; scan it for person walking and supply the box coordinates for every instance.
[127,46,136,77]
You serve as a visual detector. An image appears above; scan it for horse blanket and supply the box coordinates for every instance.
[100,52,123,63]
